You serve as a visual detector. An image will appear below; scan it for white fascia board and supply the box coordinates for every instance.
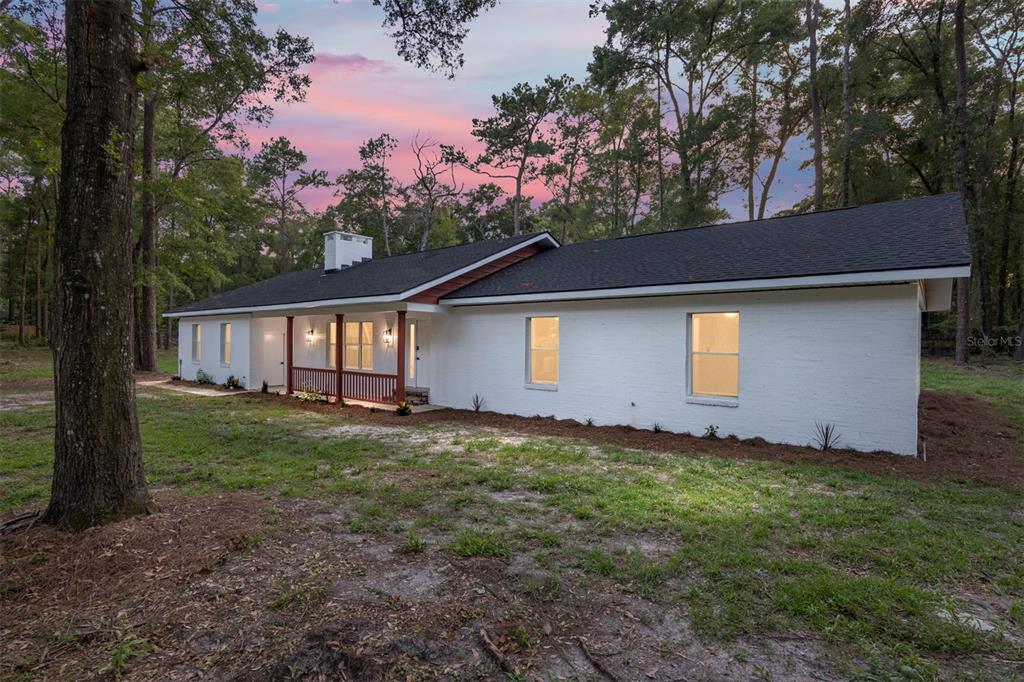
[399,232,559,300]
[441,265,972,306]
[162,294,403,318]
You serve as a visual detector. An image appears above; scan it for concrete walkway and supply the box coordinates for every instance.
[138,380,243,398]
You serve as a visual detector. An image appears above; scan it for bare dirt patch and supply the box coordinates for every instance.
[256,388,1024,488]
[0,492,850,680]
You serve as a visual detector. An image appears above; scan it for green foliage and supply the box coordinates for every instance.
[99,624,152,679]
[395,401,413,416]
[703,424,719,439]
[194,369,212,385]
[448,528,511,559]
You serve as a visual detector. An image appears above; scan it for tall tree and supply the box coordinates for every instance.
[133,0,313,370]
[249,137,329,273]
[456,75,571,234]
[44,0,151,530]
[410,134,462,250]
[807,0,825,210]
[953,0,971,365]
[840,0,853,207]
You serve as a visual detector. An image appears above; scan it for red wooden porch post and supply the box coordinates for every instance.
[285,315,294,394]
[395,310,406,404]
[335,313,343,402]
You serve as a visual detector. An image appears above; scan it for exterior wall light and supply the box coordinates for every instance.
[382,327,394,346]
[305,329,315,344]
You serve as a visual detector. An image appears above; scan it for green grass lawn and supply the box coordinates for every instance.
[0,339,177,383]
[922,356,1024,431]
[2,348,1023,678]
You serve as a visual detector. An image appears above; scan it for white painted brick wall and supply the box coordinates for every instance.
[177,316,251,388]
[430,284,921,455]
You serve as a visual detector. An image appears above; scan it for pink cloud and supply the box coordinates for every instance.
[312,52,393,74]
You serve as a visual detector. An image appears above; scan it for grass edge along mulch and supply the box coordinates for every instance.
[246,386,1023,489]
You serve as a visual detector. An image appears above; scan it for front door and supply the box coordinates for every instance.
[267,332,285,387]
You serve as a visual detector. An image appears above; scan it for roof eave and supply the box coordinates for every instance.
[440,264,971,306]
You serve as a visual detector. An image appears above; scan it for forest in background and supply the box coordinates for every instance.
[2,0,1022,367]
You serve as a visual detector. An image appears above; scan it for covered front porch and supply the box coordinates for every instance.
[253,304,439,406]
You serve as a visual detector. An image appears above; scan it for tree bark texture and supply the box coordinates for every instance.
[953,0,971,365]
[807,0,824,211]
[44,0,151,531]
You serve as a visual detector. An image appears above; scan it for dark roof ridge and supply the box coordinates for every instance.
[587,193,962,246]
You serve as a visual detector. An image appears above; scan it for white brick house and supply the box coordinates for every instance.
[167,194,971,456]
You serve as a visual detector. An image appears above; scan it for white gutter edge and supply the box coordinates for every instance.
[440,265,972,306]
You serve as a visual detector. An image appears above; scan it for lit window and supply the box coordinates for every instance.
[690,312,739,398]
[344,321,373,370]
[220,323,231,366]
[528,317,559,385]
[191,323,201,363]
[327,322,337,368]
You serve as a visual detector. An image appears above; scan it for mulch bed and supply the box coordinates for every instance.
[0,491,270,679]
[247,388,1023,489]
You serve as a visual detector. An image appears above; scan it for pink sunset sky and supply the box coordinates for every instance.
[250,0,839,221]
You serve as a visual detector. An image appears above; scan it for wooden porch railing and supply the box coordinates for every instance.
[290,366,398,404]
[291,367,337,398]
[341,369,397,404]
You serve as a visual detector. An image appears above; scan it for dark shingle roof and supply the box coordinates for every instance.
[168,233,544,314]
[445,194,971,300]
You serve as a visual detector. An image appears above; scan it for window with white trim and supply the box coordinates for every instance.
[327,322,337,368]
[191,323,201,363]
[689,312,739,398]
[220,323,231,366]
[344,321,373,370]
[527,316,559,385]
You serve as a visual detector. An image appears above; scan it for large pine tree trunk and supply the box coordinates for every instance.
[44,0,151,531]
[807,0,824,211]
[138,91,158,371]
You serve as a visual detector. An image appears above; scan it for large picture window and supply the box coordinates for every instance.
[345,321,373,370]
[191,323,201,363]
[220,323,231,366]
[690,312,739,398]
[527,317,559,385]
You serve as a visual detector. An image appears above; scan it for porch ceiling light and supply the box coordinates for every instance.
[382,327,394,346]
[305,329,315,344]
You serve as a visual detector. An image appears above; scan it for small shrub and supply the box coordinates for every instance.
[702,424,719,439]
[585,417,594,426]
[652,422,664,433]
[398,529,426,554]
[294,383,327,403]
[224,375,241,390]
[100,624,152,679]
[395,400,412,416]
[471,393,485,411]
[812,422,842,451]
[260,380,269,393]
[194,368,212,385]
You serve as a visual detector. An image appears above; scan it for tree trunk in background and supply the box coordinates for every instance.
[807,0,824,211]
[18,211,31,345]
[1015,299,1023,361]
[138,91,159,371]
[746,63,758,221]
[44,0,151,531]
[997,80,1019,327]
[953,0,971,365]
[840,0,852,207]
